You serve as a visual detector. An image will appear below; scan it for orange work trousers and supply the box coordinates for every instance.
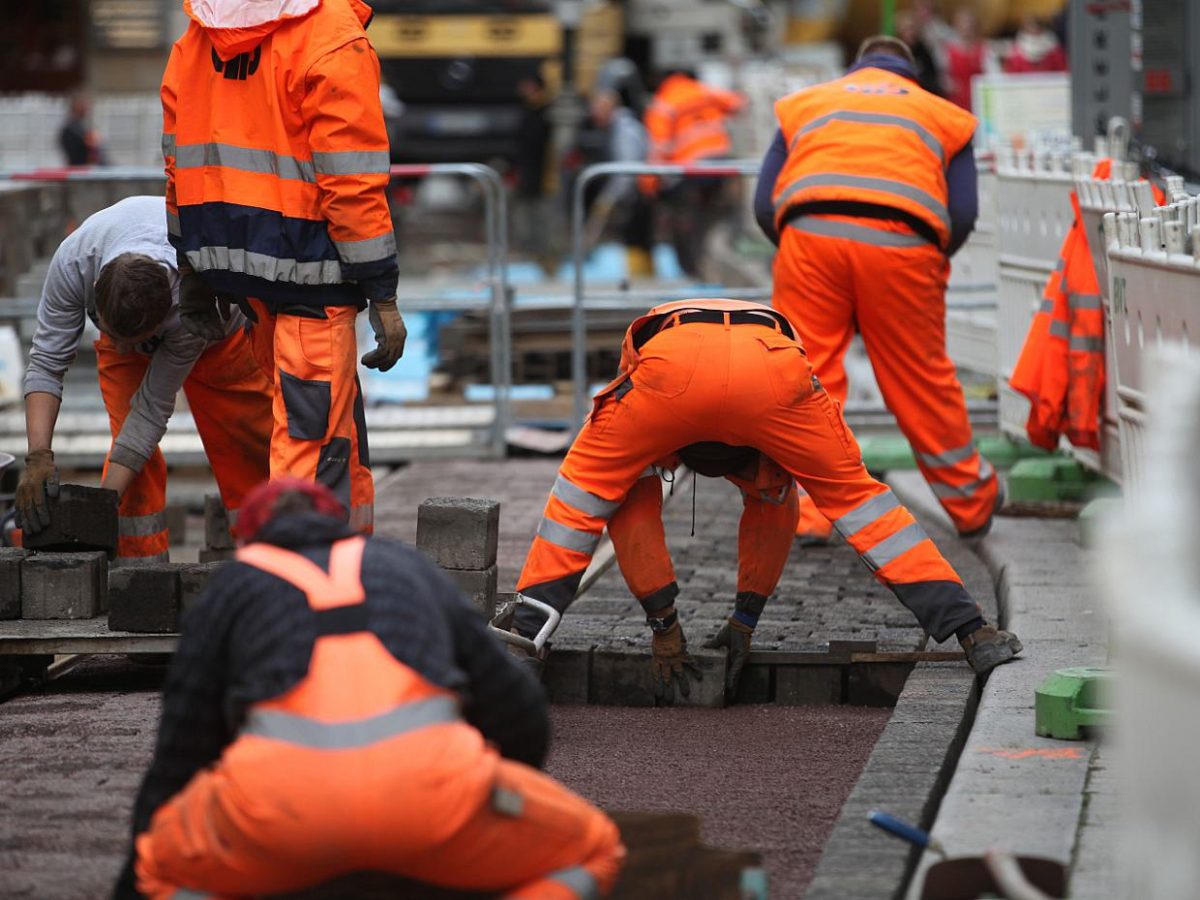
[773,216,999,537]
[608,458,797,616]
[135,739,624,899]
[515,321,982,642]
[246,300,374,533]
[96,330,272,561]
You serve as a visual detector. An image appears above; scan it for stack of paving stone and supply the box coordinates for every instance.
[200,494,237,562]
[416,497,500,620]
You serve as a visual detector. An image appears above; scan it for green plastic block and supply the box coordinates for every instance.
[975,435,1051,469]
[1006,457,1111,503]
[1035,667,1113,740]
[860,435,917,472]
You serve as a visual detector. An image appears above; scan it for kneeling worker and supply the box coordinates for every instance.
[118,477,623,900]
[514,299,1021,700]
[18,195,271,559]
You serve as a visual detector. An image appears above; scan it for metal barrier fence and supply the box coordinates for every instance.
[0,163,513,460]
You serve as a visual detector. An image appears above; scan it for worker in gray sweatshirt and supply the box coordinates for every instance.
[17,195,273,561]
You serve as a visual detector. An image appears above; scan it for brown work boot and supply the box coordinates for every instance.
[960,624,1023,674]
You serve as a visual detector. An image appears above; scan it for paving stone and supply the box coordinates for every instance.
[543,647,591,704]
[21,484,118,557]
[164,504,188,547]
[590,647,726,707]
[178,562,224,612]
[775,665,843,705]
[108,565,181,633]
[198,548,235,563]
[846,662,915,707]
[0,547,27,619]
[445,564,498,619]
[733,663,772,704]
[21,551,107,619]
[204,494,235,550]
[416,497,500,570]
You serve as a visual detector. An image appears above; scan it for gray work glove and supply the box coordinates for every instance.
[178,269,232,342]
[703,617,754,702]
[15,448,59,534]
[649,611,702,705]
[361,298,407,371]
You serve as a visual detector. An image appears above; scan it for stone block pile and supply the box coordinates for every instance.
[416,497,500,620]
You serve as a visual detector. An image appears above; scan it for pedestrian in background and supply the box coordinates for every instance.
[895,10,943,96]
[1005,16,1068,73]
[513,73,553,266]
[59,91,104,166]
[945,8,994,111]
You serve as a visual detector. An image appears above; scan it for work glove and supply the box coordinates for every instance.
[361,298,408,372]
[649,609,702,705]
[178,269,232,342]
[704,617,755,702]
[15,449,59,535]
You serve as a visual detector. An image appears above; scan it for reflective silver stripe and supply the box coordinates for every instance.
[547,866,600,900]
[243,695,460,750]
[537,517,602,555]
[775,173,950,230]
[788,216,929,248]
[162,133,176,158]
[1070,335,1104,353]
[916,441,976,469]
[1049,320,1070,338]
[313,150,391,176]
[1038,299,1054,313]
[170,890,209,900]
[793,110,945,163]
[552,474,619,519]
[350,503,374,532]
[862,522,928,571]
[186,246,343,286]
[119,512,167,537]
[333,232,398,265]
[978,457,995,482]
[166,211,181,237]
[175,142,316,183]
[1068,292,1103,310]
[931,469,994,499]
[834,491,900,538]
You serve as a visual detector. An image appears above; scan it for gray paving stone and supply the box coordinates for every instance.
[0,547,27,619]
[21,551,107,619]
[198,548,235,563]
[543,648,590,704]
[204,494,235,551]
[775,665,842,705]
[21,485,118,557]
[589,646,726,707]
[108,565,181,633]
[178,562,224,612]
[445,564,498,619]
[164,504,188,547]
[416,497,500,570]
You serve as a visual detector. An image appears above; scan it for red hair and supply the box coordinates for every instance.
[236,477,345,543]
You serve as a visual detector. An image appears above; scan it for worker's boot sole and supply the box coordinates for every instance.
[963,628,1023,675]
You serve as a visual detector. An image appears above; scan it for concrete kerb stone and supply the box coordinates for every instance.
[108,565,181,633]
[204,494,235,551]
[590,646,727,708]
[445,565,499,620]
[416,497,500,570]
[0,547,27,619]
[178,562,225,613]
[20,551,108,619]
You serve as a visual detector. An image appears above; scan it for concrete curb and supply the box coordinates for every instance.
[804,474,995,898]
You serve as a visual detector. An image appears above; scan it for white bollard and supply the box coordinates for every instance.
[1117,212,1139,248]
[1163,220,1186,255]
[1103,212,1119,250]
[1192,226,1200,264]
[1139,217,1162,253]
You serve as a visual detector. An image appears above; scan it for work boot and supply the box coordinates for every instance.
[960,624,1023,674]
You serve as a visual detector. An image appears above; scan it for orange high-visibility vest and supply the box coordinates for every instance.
[771,65,977,250]
[644,74,744,165]
[162,0,396,306]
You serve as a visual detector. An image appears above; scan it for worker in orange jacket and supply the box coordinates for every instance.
[1011,160,1163,451]
[643,70,745,277]
[162,0,409,533]
[606,446,798,701]
[754,36,999,542]
[512,299,1022,702]
[118,477,624,900]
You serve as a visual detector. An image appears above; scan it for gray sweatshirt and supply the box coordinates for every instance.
[24,195,244,472]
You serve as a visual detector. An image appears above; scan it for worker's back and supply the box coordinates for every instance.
[645,73,742,164]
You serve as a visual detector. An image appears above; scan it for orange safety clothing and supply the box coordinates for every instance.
[162,0,399,308]
[772,65,976,251]
[639,73,744,194]
[608,453,797,618]
[246,298,374,532]
[135,536,623,900]
[514,299,984,642]
[97,329,272,560]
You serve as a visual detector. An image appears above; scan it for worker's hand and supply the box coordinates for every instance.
[650,613,702,705]
[361,298,407,372]
[15,448,59,535]
[703,617,754,702]
[178,269,231,342]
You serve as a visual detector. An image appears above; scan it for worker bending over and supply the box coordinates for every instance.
[754,36,999,542]
[18,196,271,561]
[605,444,798,702]
[117,477,624,900]
[514,300,1021,701]
[163,0,408,532]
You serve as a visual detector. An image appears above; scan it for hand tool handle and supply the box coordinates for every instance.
[868,810,933,849]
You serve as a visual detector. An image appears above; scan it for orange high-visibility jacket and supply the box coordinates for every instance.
[640,74,744,194]
[162,0,398,308]
[772,65,976,250]
[1010,161,1163,451]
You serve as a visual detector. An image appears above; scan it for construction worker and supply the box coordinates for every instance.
[17,196,271,561]
[512,299,1022,703]
[606,445,798,702]
[643,70,745,277]
[116,477,624,900]
[754,36,998,543]
[162,0,408,533]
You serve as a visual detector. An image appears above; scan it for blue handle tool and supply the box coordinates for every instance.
[868,810,947,858]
